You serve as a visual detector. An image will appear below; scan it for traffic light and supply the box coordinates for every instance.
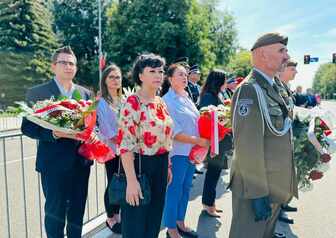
[333,53,336,64]
[304,55,310,64]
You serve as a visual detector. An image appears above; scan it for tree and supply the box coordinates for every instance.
[53,0,109,89]
[313,63,336,99]
[202,1,238,67]
[226,49,252,77]
[105,0,237,86]
[0,0,58,107]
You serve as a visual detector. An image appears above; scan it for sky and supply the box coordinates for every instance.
[218,0,336,90]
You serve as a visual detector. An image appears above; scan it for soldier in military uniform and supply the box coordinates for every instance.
[275,60,299,224]
[229,33,298,238]
[187,65,201,106]
[276,60,298,117]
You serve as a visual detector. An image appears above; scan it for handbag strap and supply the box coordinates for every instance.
[117,94,142,176]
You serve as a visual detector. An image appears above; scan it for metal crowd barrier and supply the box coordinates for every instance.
[0,131,107,238]
[0,116,22,132]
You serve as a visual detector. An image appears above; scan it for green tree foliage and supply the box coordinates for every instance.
[0,0,58,107]
[53,0,108,89]
[226,49,252,77]
[313,63,336,99]
[202,1,238,67]
[106,0,237,86]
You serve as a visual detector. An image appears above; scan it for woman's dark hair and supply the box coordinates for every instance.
[100,64,122,104]
[200,69,227,98]
[132,53,166,86]
[160,63,184,97]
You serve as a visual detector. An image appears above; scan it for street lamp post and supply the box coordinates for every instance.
[98,0,102,87]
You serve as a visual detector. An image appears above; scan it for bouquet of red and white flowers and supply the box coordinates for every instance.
[293,106,336,191]
[18,92,115,163]
[189,101,232,164]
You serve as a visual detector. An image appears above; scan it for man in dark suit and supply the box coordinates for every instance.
[21,46,93,238]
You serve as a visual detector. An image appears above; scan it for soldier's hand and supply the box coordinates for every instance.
[251,196,272,222]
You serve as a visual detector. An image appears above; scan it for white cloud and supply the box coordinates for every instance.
[274,23,298,35]
[326,27,336,37]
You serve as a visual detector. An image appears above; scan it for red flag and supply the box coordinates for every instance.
[99,54,106,70]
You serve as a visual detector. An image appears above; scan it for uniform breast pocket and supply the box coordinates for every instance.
[268,104,284,129]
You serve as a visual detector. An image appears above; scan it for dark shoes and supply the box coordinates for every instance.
[106,221,122,234]
[278,215,294,224]
[194,168,204,175]
[281,205,297,212]
[202,209,221,218]
[177,225,198,238]
[273,232,286,238]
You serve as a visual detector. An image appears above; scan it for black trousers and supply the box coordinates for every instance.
[121,153,168,238]
[41,165,90,238]
[202,161,223,206]
[104,156,120,217]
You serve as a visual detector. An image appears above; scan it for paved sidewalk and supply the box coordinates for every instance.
[92,154,336,238]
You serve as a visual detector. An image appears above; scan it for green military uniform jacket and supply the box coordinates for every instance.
[230,69,298,204]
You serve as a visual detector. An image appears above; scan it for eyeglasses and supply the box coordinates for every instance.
[56,61,76,67]
[107,75,122,80]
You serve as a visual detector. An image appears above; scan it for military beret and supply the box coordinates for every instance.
[287,60,297,67]
[189,64,200,74]
[251,32,288,51]
[174,57,189,66]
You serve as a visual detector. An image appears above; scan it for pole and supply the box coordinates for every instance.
[98,0,102,87]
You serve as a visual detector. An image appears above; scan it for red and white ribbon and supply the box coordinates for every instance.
[210,110,219,155]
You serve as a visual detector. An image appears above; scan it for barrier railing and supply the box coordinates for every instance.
[0,131,106,237]
[0,116,22,132]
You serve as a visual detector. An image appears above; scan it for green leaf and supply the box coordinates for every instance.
[57,95,68,101]
[72,89,82,101]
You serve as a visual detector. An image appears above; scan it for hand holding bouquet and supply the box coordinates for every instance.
[189,101,232,164]
[18,91,115,163]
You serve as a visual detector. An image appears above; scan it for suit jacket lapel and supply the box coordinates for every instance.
[47,79,62,98]
[253,70,285,106]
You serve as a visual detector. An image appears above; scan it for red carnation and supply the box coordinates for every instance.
[319,119,330,130]
[59,101,79,110]
[150,121,156,127]
[78,100,85,107]
[127,96,140,111]
[309,170,323,180]
[143,131,157,148]
[49,110,63,117]
[320,154,331,163]
[165,126,171,135]
[324,130,332,137]
[128,125,136,136]
[140,111,146,121]
[156,147,167,155]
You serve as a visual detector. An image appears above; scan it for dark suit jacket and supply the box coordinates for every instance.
[199,91,233,169]
[21,79,93,173]
[187,81,200,105]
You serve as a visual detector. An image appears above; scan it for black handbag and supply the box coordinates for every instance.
[108,154,151,206]
[108,95,151,206]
